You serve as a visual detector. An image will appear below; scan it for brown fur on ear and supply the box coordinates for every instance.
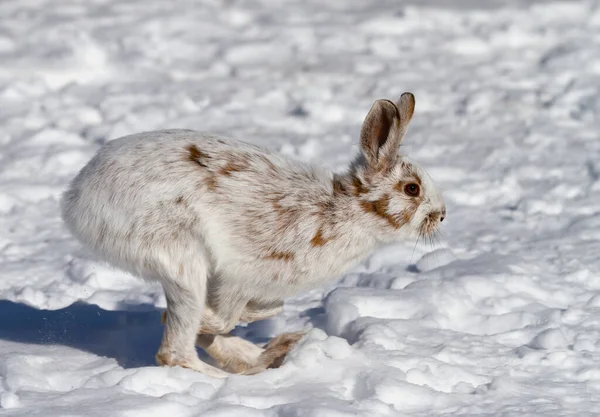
[360,93,416,170]
[395,92,415,139]
[360,99,399,166]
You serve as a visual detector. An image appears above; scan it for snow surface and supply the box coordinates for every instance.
[1,0,600,415]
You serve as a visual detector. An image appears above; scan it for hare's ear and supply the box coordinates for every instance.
[360,93,415,168]
[395,92,415,140]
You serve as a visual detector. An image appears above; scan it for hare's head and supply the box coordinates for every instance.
[349,93,445,241]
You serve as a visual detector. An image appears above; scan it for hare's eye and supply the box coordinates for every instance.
[403,183,420,197]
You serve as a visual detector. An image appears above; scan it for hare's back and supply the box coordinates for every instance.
[63,130,221,211]
[61,129,331,276]
[60,130,244,266]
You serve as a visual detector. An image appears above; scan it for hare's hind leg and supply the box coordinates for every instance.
[155,265,227,378]
[195,331,305,375]
[160,300,294,374]
[246,331,306,374]
[240,302,304,373]
[197,301,299,374]
[196,334,264,374]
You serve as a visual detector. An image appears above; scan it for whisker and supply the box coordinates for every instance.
[436,229,445,247]
[410,234,420,264]
[430,231,440,263]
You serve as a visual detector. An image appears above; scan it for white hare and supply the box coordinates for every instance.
[61,93,445,377]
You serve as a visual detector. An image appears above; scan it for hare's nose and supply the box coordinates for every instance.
[440,208,446,222]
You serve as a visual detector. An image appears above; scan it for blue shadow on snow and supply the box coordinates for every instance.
[0,300,165,368]
[0,300,282,368]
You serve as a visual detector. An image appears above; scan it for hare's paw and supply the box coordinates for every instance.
[156,349,228,378]
[250,331,305,372]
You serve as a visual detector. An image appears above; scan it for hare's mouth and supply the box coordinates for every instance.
[418,211,443,237]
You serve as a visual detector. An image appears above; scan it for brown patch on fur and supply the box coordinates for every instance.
[270,194,298,222]
[200,175,218,191]
[396,200,419,228]
[218,156,250,176]
[332,175,350,195]
[187,145,217,190]
[316,199,334,213]
[175,196,184,205]
[352,175,369,196]
[265,251,294,262]
[219,163,242,176]
[393,182,403,194]
[268,193,284,209]
[186,144,210,167]
[271,199,283,211]
[310,227,330,247]
[269,193,285,211]
[401,208,414,224]
[360,195,402,229]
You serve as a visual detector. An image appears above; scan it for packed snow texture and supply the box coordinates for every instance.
[1,0,600,415]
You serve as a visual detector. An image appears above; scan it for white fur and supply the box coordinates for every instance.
[60,94,445,375]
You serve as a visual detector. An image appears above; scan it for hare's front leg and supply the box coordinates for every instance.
[155,270,227,378]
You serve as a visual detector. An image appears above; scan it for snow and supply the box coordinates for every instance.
[1,0,600,415]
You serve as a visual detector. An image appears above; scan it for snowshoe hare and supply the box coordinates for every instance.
[61,93,445,377]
